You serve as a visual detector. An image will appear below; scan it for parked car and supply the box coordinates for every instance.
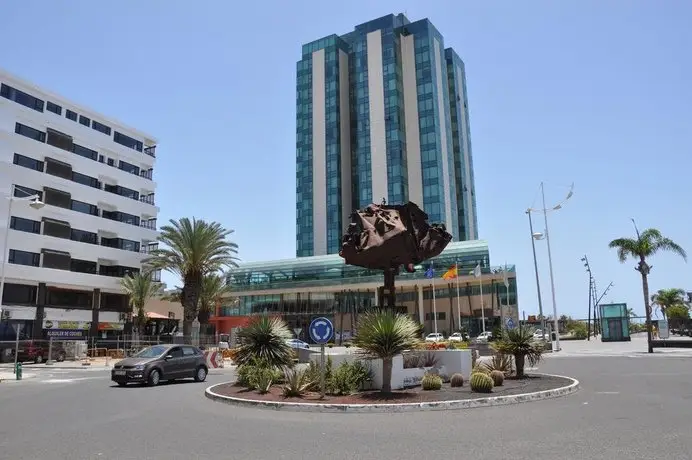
[286,339,310,349]
[111,344,208,387]
[533,329,548,340]
[474,331,493,343]
[424,333,445,343]
[15,341,66,364]
[448,332,469,342]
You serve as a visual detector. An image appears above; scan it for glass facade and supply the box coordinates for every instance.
[296,14,478,256]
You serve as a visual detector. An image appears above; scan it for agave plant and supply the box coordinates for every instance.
[494,324,543,378]
[282,367,314,397]
[235,316,294,368]
[483,351,514,376]
[352,309,421,393]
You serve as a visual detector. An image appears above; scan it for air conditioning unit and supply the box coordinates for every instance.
[1,310,11,320]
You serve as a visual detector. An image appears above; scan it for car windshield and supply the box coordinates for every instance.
[133,345,169,358]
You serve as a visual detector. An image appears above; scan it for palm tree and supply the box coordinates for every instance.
[651,288,686,319]
[144,217,239,339]
[162,273,232,324]
[120,272,163,333]
[493,324,543,378]
[352,310,421,393]
[608,224,687,353]
[235,316,294,367]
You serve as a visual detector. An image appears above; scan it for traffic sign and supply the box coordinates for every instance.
[309,317,333,344]
[505,317,516,330]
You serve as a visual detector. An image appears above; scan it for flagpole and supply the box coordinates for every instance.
[432,277,438,335]
[455,262,461,333]
[504,262,510,325]
[479,268,486,333]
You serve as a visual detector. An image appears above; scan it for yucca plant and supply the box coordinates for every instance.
[495,324,543,377]
[235,316,294,367]
[282,367,313,397]
[485,348,514,375]
[352,309,421,393]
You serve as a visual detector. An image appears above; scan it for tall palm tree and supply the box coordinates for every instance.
[161,273,232,324]
[144,218,239,339]
[120,272,163,332]
[651,288,686,319]
[608,224,686,353]
[352,310,421,393]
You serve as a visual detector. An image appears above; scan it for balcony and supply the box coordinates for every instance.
[140,242,159,254]
[144,145,156,158]
[140,193,155,205]
[140,219,157,230]
[140,168,153,180]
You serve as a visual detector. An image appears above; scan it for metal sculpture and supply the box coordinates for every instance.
[339,200,452,309]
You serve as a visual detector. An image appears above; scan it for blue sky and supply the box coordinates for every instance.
[2,1,690,319]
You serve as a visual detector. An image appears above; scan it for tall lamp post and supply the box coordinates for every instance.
[1,185,45,373]
[581,255,594,339]
[527,182,574,352]
[526,211,546,337]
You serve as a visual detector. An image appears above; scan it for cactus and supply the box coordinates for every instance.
[490,370,504,386]
[473,363,490,375]
[469,372,494,393]
[421,373,442,391]
[450,373,465,387]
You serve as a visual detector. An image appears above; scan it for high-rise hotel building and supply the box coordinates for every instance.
[0,69,159,340]
[296,13,478,257]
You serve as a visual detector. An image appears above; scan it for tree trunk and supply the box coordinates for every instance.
[182,274,202,344]
[514,353,526,378]
[641,267,653,353]
[381,356,393,393]
[182,319,192,340]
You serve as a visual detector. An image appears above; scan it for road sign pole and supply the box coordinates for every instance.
[46,336,54,365]
[319,344,326,399]
[13,323,20,374]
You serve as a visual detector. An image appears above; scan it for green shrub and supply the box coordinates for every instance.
[235,316,294,368]
[469,372,494,393]
[282,367,313,397]
[327,361,371,395]
[483,353,513,375]
[236,357,281,390]
[490,370,504,386]
[450,373,464,387]
[250,366,275,394]
[569,322,588,340]
[422,373,443,391]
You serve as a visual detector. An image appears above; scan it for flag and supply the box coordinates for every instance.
[503,263,509,288]
[442,265,458,280]
[425,266,434,279]
[473,264,481,278]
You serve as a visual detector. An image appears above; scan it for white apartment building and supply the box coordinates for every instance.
[0,69,160,341]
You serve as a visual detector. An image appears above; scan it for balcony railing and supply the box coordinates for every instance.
[144,145,156,158]
[140,194,155,205]
[140,219,157,230]
[139,169,153,180]
[140,243,159,254]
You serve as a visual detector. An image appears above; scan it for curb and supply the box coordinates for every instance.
[0,373,37,382]
[204,373,580,413]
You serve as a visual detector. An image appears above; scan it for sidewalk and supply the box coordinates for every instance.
[0,371,36,381]
[550,334,692,357]
[0,357,115,370]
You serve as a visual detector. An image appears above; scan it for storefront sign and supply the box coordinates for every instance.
[43,320,90,330]
[45,329,86,339]
[98,322,125,331]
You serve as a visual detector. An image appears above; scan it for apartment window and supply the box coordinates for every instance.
[140,168,153,180]
[79,115,91,127]
[45,158,73,180]
[43,187,71,209]
[42,249,71,270]
[8,249,40,267]
[72,171,101,189]
[101,237,140,252]
[2,283,37,305]
[1,84,44,112]
[114,131,143,152]
[118,160,140,176]
[70,199,99,216]
[15,123,46,143]
[46,128,74,151]
[100,293,127,310]
[99,265,139,277]
[71,229,98,245]
[107,158,115,167]
[102,210,140,226]
[10,216,41,234]
[104,184,139,200]
[14,185,42,200]
[46,288,91,308]
[46,101,62,115]
[98,155,104,163]
[92,120,111,136]
[13,153,44,172]
[70,258,97,274]
[66,110,78,121]
[72,144,98,161]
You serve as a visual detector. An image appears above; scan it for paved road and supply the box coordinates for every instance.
[1,356,691,460]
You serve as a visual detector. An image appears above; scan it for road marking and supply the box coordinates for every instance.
[595,391,620,395]
[42,377,103,384]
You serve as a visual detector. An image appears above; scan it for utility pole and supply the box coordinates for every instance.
[581,255,594,338]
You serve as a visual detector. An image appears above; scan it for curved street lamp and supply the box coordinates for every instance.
[527,182,574,352]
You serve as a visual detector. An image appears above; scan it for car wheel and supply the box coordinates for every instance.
[194,366,207,382]
[147,369,161,386]
[56,351,66,362]
[34,355,43,364]
[117,382,127,387]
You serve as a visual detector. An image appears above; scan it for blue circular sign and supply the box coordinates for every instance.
[505,318,516,330]
[309,317,334,344]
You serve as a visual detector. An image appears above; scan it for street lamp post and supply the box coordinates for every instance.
[527,182,574,352]
[526,211,546,336]
[1,185,45,373]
